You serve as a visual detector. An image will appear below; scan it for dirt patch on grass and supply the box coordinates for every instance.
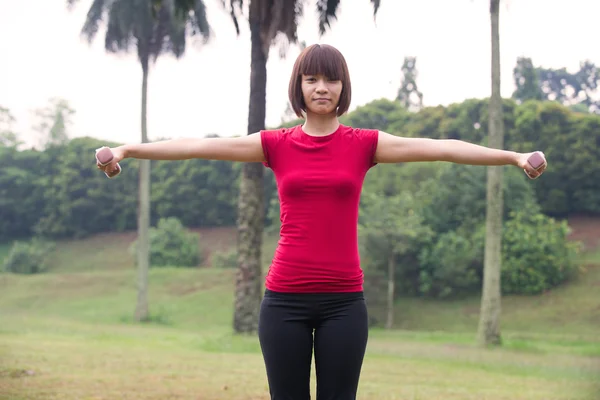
[191,227,237,266]
[166,281,221,297]
[567,215,600,251]
[0,368,36,379]
[166,270,234,297]
[48,227,238,272]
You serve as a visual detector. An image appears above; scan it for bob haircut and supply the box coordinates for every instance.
[288,44,351,118]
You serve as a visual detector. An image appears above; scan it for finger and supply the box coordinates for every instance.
[525,168,539,179]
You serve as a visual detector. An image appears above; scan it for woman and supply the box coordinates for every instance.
[97,44,547,400]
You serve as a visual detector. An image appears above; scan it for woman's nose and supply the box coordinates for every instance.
[316,80,328,92]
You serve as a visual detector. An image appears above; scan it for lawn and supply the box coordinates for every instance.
[1,265,599,400]
[0,229,599,400]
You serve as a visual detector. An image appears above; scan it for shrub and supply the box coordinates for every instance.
[501,211,582,295]
[130,217,202,268]
[211,249,238,269]
[3,238,55,274]
[418,228,484,298]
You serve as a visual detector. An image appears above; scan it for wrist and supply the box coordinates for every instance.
[117,144,132,159]
[509,151,520,166]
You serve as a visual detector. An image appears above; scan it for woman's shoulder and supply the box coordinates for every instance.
[262,125,300,136]
[338,124,379,139]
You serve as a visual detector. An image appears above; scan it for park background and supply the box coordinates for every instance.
[1,0,599,399]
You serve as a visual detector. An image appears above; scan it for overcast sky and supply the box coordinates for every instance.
[1,0,598,147]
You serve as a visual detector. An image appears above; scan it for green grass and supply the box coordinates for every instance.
[0,232,599,399]
[0,241,13,264]
[581,247,600,264]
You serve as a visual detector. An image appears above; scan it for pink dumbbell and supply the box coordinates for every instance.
[95,147,122,178]
[525,151,546,180]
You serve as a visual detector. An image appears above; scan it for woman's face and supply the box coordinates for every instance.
[301,74,342,115]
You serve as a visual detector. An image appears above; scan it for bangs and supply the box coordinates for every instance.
[288,43,352,118]
[296,44,347,81]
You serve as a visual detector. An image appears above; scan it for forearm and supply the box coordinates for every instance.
[438,139,519,166]
[119,138,205,160]
[375,132,522,166]
[116,135,264,163]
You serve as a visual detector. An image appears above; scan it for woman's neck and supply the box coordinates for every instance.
[302,112,340,136]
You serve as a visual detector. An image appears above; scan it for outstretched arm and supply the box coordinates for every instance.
[374,131,547,177]
[97,133,265,174]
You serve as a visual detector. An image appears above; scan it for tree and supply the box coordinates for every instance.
[33,98,75,149]
[0,106,21,148]
[222,0,382,333]
[396,56,423,112]
[359,191,430,329]
[512,57,600,114]
[67,0,211,321]
[477,0,503,347]
[512,57,543,103]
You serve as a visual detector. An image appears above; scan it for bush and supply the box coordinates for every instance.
[419,163,541,235]
[130,217,202,268]
[418,228,484,298]
[501,211,582,295]
[413,209,581,298]
[3,238,55,274]
[211,249,238,268]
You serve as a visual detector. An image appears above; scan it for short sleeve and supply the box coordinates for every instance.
[358,128,379,169]
[260,129,283,169]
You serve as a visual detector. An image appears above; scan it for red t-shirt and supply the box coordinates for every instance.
[261,124,379,293]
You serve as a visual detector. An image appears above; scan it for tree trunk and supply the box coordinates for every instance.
[477,0,503,347]
[233,12,266,334]
[135,58,150,322]
[385,252,395,330]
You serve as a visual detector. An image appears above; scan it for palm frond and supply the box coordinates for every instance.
[221,0,244,36]
[80,0,109,43]
[150,0,174,60]
[104,0,138,55]
[316,0,340,36]
[66,0,81,11]
[371,0,380,16]
[191,0,210,39]
[270,0,302,43]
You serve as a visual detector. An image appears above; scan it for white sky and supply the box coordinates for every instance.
[1,0,599,146]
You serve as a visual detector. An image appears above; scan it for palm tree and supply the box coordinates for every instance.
[67,0,211,321]
[222,0,382,333]
[477,0,503,346]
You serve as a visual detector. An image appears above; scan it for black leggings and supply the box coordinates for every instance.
[258,289,369,400]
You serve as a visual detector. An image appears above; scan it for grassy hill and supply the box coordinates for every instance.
[1,223,599,399]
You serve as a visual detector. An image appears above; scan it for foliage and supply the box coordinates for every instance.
[3,238,56,274]
[359,191,433,297]
[418,162,541,235]
[0,135,261,242]
[358,160,580,299]
[501,211,582,295]
[418,226,485,298]
[396,56,423,112]
[211,248,238,269]
[0,96,597,297]
[512,56,600,114]
[0,106,21,147]
[33,98,74,149]
[130,217,202,267]
[341,98,411,133]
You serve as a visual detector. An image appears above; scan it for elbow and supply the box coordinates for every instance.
[438,139,461,162]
